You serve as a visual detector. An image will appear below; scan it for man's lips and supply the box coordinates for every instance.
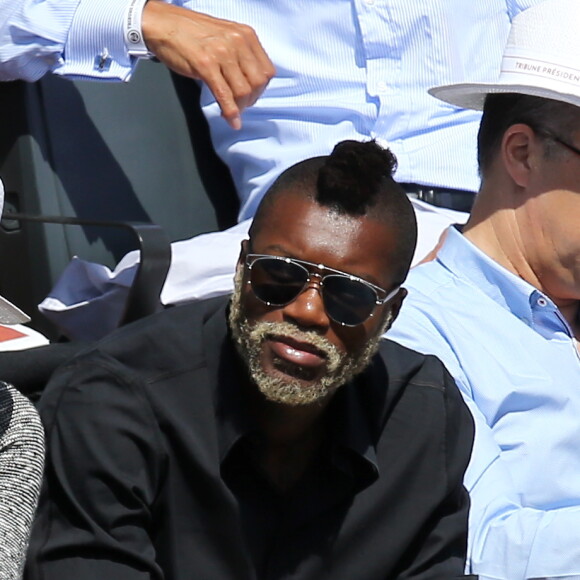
[267,336,327,369]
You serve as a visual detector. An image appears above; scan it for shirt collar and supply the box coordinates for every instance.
[327,372,380,483]
[201,297,257,462]
[437,226,566,334]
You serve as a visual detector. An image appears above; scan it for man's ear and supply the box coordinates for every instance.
[237,239,249,269]
[501,123,538,188]
[385,287,407,327]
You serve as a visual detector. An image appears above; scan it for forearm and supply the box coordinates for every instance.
[0,0,182,82]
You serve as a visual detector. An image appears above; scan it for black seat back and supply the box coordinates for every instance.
[0,61,239,337]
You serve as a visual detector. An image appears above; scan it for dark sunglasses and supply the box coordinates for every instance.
[245,254,399,327]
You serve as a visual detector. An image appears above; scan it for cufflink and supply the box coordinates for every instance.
[94,49,112,72]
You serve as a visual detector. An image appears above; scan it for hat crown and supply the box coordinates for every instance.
[430,0,580,111]
[503,0,580,79]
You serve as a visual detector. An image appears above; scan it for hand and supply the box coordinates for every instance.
[141,1,275,129]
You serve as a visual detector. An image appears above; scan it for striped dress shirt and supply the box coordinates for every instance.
[0,0,545,219]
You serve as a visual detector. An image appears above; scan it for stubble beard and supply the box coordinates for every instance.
[228,268,393,406]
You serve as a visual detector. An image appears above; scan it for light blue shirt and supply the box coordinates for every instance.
[0,0,543,221]
[389,225,580,579]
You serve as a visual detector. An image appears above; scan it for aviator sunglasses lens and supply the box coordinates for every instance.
[250,258,308,306]
[322,275,377,326]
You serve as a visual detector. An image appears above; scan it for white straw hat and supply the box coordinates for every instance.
[430,0,580,111]
[0,178,30,325]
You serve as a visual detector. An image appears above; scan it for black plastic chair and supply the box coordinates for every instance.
[0,212,172,399]
[3,212,171,327]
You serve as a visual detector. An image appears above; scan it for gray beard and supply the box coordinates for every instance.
[228,268,392,406]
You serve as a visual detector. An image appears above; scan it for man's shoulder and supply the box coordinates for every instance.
[54,296,229,388]
[389,258,484,373]
[372,339,474,476]
[39,296,231,427]
[402,230,493,312]
[390,239,517,398]
[103,294,222,348]
[363,339,465,434]
[378,338,456,394]
[404,258,464,301]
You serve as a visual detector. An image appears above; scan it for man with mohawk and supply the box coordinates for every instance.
[26,140,474,580]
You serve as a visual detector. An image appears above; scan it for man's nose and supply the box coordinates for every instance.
[282,280,330,329]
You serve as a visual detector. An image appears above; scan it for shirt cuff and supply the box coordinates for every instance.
[55,0,135,81]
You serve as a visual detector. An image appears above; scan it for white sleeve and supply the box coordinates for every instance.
[0,0,184,82]
[55,0,134,80]
[0,0,81,81]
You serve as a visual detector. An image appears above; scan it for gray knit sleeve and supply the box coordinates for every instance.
[0,382,45,580]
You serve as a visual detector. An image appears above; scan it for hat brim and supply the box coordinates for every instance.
[429,83,580,111]
[0,295,30,325]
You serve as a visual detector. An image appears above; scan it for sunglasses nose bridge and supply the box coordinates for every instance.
[282,271,333,327]
[305,269,322,285]
[297,272,324,301]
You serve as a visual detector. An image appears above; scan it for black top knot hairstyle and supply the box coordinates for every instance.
[316,139,398,215]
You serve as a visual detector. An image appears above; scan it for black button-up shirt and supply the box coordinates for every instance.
[26,297,474,580]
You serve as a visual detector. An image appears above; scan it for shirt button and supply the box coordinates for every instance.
[377,81,387,92]
[537,297,548,307]
[365,0,375,5]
